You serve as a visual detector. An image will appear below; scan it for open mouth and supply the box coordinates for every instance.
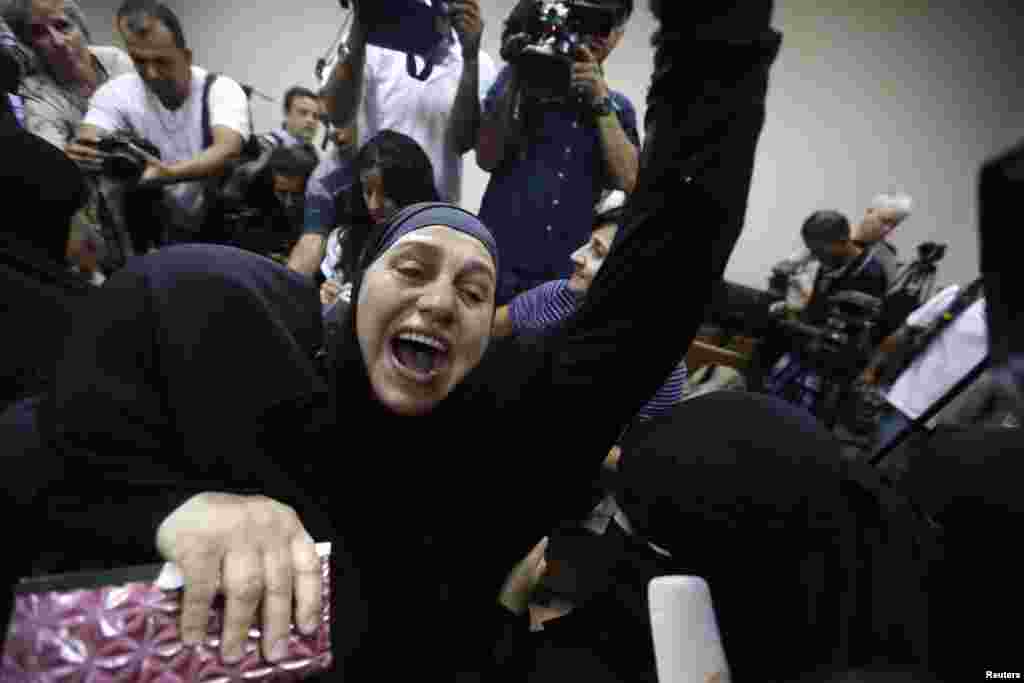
[390,331,451,382]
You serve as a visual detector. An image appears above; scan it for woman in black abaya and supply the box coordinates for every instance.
[5,2,936,679]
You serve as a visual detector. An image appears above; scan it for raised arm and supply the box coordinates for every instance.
[573,46,640,193]
[142,124,242,182]
[320,12,367,130]
[476,66,519,172]
[548,7,782,449]
[447,0,488,156]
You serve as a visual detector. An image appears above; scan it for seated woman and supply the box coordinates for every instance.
[2,5,933,680]
[494,190,689,424]
[318,129,440,309]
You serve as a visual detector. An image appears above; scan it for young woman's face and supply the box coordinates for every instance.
[361,167,398,225]
[30,0,88,82]
[356,225,497,416]
[568,222,618,294]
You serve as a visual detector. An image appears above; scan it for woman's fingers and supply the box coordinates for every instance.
[156,494,319,663]
[292,533,323,636]
[177,548,221,646]
[220,549,264,663]
[260,547,296,662]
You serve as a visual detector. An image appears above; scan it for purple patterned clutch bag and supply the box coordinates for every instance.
[2,544,332,682]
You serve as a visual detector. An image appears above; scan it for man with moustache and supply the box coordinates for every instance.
[63,0,249,242]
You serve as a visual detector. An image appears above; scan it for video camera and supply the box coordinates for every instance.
[503,0,627,101]
[916,241,946,266]
[778,289,883,374]
[94,134,163,181]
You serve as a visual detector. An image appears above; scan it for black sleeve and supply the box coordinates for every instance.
[537,24,783,480]
[18,247,330,576]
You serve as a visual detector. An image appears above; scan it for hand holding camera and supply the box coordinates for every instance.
[449,0,485,56]
[571,44,609,105]
[502,0,623,102]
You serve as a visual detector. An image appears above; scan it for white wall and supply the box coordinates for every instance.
[82,0,1024,291]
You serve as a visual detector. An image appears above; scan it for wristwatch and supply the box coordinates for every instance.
[590,94,614,117]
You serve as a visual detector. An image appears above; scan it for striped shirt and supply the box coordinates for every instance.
[509,280,689,421]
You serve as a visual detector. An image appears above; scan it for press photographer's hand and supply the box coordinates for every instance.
[572,45,609,104]
[449,0,484,56]
[65,135,104,165]
[156,493,322,665]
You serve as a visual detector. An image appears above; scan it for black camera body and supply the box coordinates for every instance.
[95,133,162,181]
[917,241,946,266]
[507,0,621,101]
[779,289,883,375]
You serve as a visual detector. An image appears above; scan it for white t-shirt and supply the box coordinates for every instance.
[361,37,496,204]
[84,65,249,231]
[886,284,989,421]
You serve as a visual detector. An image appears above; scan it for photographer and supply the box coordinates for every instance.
[477,0,640,305]
[291,0,496,278]
[2,0,135,150]
[255,85,327,157]
[757,211,888,416]
[851,191,913,286]
[753,211,887,392]
[63,0,249,243]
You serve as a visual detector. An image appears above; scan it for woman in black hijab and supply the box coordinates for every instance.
[3,2,932,680]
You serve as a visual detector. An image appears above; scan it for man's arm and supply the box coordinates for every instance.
[574,46,639,193]
[447,0,486,155]
[595,109,639,193]
[288,233,327,278]
[320,15,367,130]
[143,125,243,182]
[476,67,517,172]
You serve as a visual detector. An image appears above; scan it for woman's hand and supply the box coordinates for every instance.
[156,493,321,664]
[497,537,548,615]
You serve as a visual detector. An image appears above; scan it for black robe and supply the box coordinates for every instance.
[4,5,926,681]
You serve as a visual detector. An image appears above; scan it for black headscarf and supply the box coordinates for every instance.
[1,127,92,409]
[0,126,88,263]
[614,391,937,678]
[327,202,499,415]
[24,245,331,570]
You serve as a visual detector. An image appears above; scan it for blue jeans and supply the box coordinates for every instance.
[875,407,913,453]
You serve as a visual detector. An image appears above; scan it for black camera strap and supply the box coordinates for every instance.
[201,72,257,152]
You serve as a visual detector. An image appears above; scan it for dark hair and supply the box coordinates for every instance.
[801,210,850,246]
[3,0,93,49]
[283,86,318,115]
[267,144,318,179]
[336,130,440,278]
[502,0,632,51]
[116,0,186,49]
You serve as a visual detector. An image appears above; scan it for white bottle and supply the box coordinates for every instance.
[648,576,731,683]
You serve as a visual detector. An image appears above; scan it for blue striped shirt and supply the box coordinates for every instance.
[508,280,689,421]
